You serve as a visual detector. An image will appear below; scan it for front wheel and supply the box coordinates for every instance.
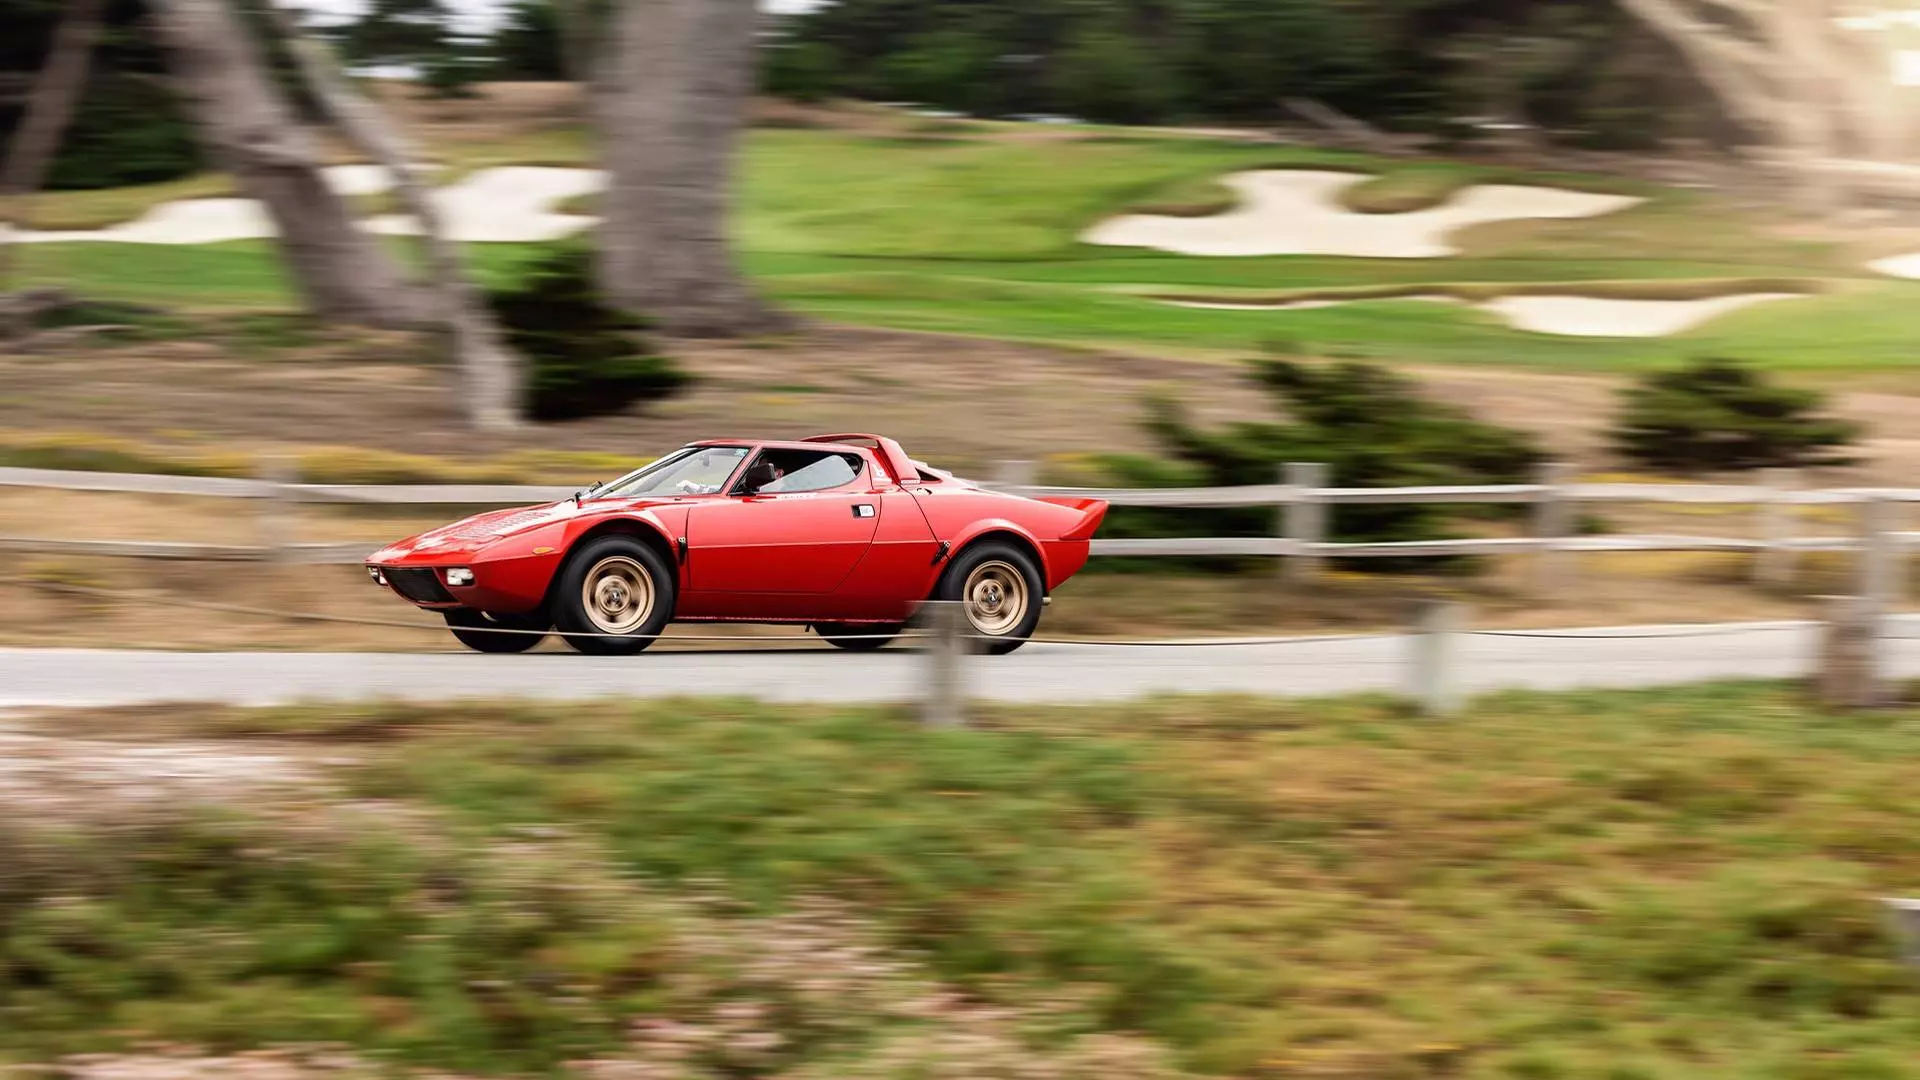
[815,622,901,651]
[935,542,1044,655]
[444,608,548,653]
[552,536,677,655]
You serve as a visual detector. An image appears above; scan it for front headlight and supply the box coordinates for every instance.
[445,567,475,587]
[367,566,386,585]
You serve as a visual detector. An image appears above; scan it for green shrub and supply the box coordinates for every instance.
[1,3,204,191]
[487,247,690,422]
[1610,357,1860,472]
[1100,357,1545,572]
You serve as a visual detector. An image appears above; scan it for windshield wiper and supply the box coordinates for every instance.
[572,480,603,504]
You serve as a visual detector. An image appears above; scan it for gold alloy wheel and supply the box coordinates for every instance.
[962,559,1030,636]
[582,554,655,634]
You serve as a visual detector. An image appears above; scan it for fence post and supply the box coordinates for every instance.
[1531,462,1573,598]
[256,452,298,564]
[1283,461,1326,584]
[1407,599,1466,717]
[921,601,972,729]
[1881,898,1920,972]
[993,460,1036,497]
[1816,594,1888,710]
[1753,467,1798,587]
[1858,496,1898,615]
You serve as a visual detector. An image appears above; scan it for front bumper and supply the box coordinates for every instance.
[366,547,564,615]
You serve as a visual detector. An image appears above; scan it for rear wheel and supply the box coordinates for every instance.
[444,609,548,653]
[815,622,901,651]
[935,542,1043,655]
[553,536,676,655]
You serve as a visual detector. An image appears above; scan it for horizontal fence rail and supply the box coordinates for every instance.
[2,462,1916,604]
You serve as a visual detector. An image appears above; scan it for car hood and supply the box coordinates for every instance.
[372,496,683,561]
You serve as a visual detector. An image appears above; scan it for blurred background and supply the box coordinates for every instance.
[6,0,1920,1076]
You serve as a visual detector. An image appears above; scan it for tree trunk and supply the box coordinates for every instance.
[0,0,107,334]
[1767,1,1839,213]
[595,0,790,336]
[1615,0,1920,215]
[146,0,430,328]
[265,6,524,433]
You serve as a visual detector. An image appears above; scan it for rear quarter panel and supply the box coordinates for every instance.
[914,488,1104,591]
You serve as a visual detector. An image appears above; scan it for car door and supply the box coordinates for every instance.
[686,449,882,593]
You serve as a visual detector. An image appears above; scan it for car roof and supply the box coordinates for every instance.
[686,434,920,484]
[687,438,871,453]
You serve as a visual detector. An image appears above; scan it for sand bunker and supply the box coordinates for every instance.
[1480,293,1805,337]
[1084,170,1642,258]
[1158,290,1805,337]
[1868,252,1920,279]
[6,164,605,245]
[367,166,605,243]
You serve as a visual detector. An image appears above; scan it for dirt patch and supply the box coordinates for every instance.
[0,723,321,823]
[370,79,587,144]
[9,320,1912,483]
[0,324,1268,474]
[21,1049,391,1080]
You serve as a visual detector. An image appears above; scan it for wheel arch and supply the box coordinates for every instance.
[550,517,681,605]
[939,525,1048,596]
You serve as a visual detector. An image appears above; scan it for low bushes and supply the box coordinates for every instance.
[486,247,690,422]
[1096,356,1546,571]
[1610,356,1860,472]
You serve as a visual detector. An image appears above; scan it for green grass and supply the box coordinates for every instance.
[16,128,1918,374]
[12,684,1920,1077]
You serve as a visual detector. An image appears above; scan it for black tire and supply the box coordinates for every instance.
[552,535,677,655]
[935,541,1044,655]
[444,608,548,653]
[815,622,901,651]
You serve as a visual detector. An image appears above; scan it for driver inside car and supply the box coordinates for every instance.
[737,458,785,494]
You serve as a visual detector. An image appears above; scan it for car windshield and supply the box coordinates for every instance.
[588,446,750,499]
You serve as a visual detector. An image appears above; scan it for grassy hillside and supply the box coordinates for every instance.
[9,683,1920,1077]
[17,123,1919,374]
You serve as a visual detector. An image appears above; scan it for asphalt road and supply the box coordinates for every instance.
[4,619,1917,709]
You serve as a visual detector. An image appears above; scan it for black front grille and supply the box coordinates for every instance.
[385,567,455,604]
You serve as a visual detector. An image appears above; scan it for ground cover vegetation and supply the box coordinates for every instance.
[6,684,1920,1077]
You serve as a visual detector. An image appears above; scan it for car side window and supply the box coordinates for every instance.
[736,450,865,495]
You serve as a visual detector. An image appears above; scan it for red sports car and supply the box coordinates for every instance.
[365,434,1106,655]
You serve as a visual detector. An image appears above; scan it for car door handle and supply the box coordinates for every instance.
[852,504,876,518]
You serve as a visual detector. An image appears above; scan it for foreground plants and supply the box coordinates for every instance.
[7,685,1920,1077]
[0,817,1184,1078]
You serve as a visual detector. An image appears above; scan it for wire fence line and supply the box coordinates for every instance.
[3,461,1918,602]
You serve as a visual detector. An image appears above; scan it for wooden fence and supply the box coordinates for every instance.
[4,460,1917,604]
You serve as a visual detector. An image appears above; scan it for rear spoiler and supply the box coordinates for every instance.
[1041,497,1107,541]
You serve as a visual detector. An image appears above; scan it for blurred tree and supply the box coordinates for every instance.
[492,0,567,80]
[873,28,1002,114]
[0,0,203,190]
[762,37,841,101]
[340,0,453,68]
[147,0,429,327]
[1616,0,1920,210]
[592,0,790,335]
[0,0,104,329]
[769,0,1726,148]
[1053,26,1180,123]
[269,4,525,430]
